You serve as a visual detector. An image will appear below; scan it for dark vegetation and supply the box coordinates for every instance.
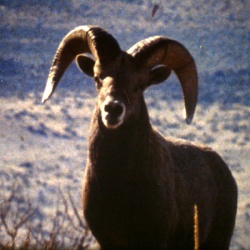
[0,178,95,250]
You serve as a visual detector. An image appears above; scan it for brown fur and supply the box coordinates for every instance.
[82,95,237,250]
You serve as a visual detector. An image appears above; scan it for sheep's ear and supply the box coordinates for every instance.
[148,65,171,86]
[76,55,95,77]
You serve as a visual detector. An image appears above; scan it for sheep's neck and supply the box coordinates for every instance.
[85,101,179,240]
[88,102,152,182]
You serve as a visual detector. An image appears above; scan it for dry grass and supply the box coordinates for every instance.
[0,180,95,250]
[194,204,199,250]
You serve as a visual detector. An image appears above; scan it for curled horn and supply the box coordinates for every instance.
[42,25,121,103]
[128,36,198,124]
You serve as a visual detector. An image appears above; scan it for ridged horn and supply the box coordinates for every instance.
[128,36,198,124]
[42,25,121,103]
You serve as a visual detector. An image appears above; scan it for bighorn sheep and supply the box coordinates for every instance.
[42,26,237,250]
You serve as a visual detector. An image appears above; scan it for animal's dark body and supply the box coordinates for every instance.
[42,25,237,250]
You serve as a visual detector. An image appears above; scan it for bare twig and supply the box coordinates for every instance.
[67,190,86,230]
[0,178,94,249]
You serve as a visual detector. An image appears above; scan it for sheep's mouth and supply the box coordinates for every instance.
[103,114,124,129]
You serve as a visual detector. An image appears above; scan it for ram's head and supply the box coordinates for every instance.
[42,26,198,129]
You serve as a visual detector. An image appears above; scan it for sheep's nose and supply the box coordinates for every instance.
[101,98,126,129]
[104,101,124,118]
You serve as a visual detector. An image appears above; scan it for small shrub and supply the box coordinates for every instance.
[0,179,95,250]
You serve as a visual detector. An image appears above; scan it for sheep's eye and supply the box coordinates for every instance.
[94,77,102,88]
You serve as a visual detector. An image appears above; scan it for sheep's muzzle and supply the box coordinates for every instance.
[100,96,126,129]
